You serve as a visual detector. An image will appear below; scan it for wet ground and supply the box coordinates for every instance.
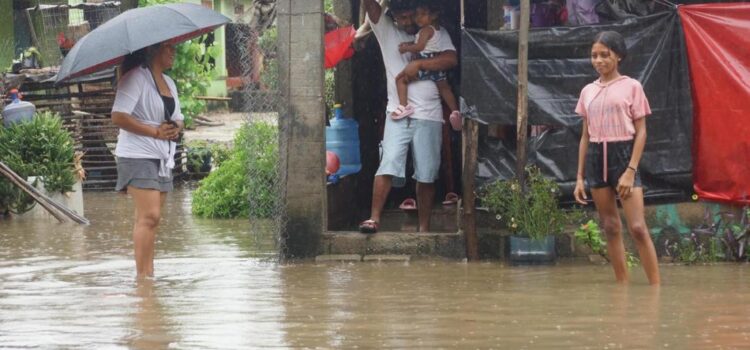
[1,188,749,349]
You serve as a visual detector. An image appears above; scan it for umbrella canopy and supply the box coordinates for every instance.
[56,3,230,83]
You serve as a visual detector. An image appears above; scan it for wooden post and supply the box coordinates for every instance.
[516,0,530,186]
[462,118,480,261]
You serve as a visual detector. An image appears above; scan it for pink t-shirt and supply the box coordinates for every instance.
[575,76,651,142]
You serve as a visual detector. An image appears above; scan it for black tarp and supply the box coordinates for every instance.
[460,11,694,201]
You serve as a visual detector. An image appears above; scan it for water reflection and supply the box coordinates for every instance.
[126,279,177,349]
[0,188,748,348]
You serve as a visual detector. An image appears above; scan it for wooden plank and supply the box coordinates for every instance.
[516,0,530,187]
[462,118,480,261]
[22,90,115,100]
[0,162,67,222]
[195,96,232,101]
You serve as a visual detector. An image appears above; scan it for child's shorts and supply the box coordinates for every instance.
[417,52,447,82]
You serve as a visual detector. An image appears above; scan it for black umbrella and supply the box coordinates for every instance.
[56,3,230,83]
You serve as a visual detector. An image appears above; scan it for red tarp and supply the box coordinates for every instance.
[325,26,355,69]
[679,4,750,204]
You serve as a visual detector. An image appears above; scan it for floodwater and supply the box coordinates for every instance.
[1,188,749,349]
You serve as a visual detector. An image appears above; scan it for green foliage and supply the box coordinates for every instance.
[325,68,336,118]
[1,38,13,72]
[575,220,607,256]
[325,0,334,14]
[669,235,723,264]
[192,122,278,219]
[139,0,220,129]
[667,207,749,263]
[0,112,76,213]
[259,26,279,94]
[209,143,230,168]
[185,140,212,173]
[575,219,640,268]
[481,166,573,241]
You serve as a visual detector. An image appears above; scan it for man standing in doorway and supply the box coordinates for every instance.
[358,0,458,234]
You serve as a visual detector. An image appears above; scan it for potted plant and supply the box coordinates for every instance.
[481,166,573,264]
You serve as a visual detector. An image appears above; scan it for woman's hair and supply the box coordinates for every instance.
[592,31,627,60]
[119,44,160,76]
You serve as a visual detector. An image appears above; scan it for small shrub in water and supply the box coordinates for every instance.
[575,219,640,268]
[191,122,278,219]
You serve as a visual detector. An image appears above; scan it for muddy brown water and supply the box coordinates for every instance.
[1,188,749,349]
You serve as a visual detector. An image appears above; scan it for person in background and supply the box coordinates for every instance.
[358,0,458,234]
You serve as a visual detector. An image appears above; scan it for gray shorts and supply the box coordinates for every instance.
[116,157,173,193]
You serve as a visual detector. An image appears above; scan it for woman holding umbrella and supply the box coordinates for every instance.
[54,3,230,278]
[111,42,183,279]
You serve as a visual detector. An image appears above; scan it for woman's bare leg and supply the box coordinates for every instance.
[129,187,163,278]
[591,187,629,283]
[620,188,660,285]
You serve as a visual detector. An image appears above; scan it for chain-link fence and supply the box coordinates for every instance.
[27,1,120,67]
[231,0,287,257]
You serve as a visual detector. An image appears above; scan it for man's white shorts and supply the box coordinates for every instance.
[375,116,442,183]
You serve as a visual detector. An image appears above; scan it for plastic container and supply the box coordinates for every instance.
[509,235,556,265]
[503,6,514,30]
[2,90,36,127]
[325,104,361,177]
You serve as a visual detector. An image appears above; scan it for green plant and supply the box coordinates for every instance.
[186,140,212,174]
[2,38,17,72]
[575,219,640,268]
[669,234,723,265]
[259,26,278,93]
[481,166,571,241]
[0,112,76,214]
[192,122,278,219]
[210,143,230,167]
[325,0,334,14]
[325,68,336,118]
[139,0,220,129]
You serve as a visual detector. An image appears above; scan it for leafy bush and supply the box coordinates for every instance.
[192,122,278,219]
[481,166,573,241]
[139,0,220,128]
[0,112,76,213]
[210,143,230,167]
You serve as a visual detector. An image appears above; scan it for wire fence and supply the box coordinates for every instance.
[29,1,121,67]
[231,0,287,258]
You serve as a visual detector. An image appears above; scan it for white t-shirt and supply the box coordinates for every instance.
[368,9,456,122]
[112,66,184,176]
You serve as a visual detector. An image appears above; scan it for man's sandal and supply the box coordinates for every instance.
[359,219,379,234]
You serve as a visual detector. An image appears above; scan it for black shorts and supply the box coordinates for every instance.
[585,141,642,189]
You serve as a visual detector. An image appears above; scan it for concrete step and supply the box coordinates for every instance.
[319,231,465,259]
[376,205,460,233]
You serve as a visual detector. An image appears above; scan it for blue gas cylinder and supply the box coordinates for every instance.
[2,89,36,127]
[325,104,361,176]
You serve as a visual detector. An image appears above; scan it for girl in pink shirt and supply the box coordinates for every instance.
[573,31,660,285]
